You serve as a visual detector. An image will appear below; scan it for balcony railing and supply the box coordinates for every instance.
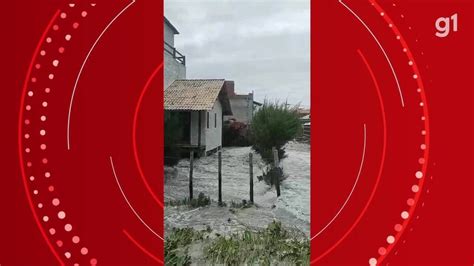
[165,42,186,66]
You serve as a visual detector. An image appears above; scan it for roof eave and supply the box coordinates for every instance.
[164,17,179,34]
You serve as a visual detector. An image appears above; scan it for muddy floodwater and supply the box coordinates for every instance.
[165,142,310,237]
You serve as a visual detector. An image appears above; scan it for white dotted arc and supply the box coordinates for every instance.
[367,1,430,265]
[22,3,97,265]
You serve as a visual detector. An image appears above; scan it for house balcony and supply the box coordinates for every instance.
[165,42,186,66]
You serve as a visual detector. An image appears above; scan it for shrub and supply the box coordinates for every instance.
[222,121,251,147]
[257,166,286,186]
[251,100,302,164]
[229,199,253,209]
[191,192,211,208]
[166,192,211,208]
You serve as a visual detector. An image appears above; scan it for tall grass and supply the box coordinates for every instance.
[204,221,309,265]
[165,228,204,265]
[165,222,309,265]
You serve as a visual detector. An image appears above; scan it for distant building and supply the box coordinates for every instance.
[164,17,186,88]
[223,82,261,126]
[296,108,310,118]
[300,114,310,124]
[164,79,233,155]
[296,114,310,143]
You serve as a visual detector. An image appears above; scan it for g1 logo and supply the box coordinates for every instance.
[435,13,458,38]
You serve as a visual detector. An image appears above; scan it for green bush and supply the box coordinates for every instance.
[251,100,302,164]
[257,166,286,186]
[222,123,251,147]
[229,199,253,209]
[190,192,211,208]
[222,122,251,147]
[166,192,211,208]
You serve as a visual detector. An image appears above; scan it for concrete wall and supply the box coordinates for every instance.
[164,52,186,89]
[187,102,222,153]
[190,111,206,147]
[164,19,185,88]
[224,94,254,125]
[164,22,175,46]
[205,101,223,152]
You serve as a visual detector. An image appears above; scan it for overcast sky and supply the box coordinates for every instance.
[165,0,310,108]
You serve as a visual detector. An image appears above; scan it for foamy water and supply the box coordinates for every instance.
[165,142,310,236]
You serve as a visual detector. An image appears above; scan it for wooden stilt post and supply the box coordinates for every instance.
[273,147,281,197]
[189,151,194,200]
[249,152,254,203]
[198,111,202,149]
[218,150,222,205]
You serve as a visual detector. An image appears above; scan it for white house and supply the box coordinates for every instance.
[164,79,233,155]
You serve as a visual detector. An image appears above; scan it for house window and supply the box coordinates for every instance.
[214,113,217,128]
[207,112,210,128]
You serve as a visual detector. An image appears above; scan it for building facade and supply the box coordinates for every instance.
[164,17,186,88]
[164,79,233,155]
[223,82,258,125]
[226,94,254,125]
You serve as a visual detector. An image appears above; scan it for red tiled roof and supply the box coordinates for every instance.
[164,79,226,111]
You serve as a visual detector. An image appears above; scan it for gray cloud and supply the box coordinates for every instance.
[165,0,310,107]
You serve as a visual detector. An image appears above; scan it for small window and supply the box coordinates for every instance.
[207,112,210,128]
[214,113,217,128]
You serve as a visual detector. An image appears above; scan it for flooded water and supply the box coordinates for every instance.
[164,141,310,237]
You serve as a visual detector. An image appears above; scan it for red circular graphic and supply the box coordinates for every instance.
[312,0,430,264]
[18,2,164,265]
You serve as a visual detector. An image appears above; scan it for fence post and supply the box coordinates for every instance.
[218,150,222,205]
[189,151,194,200]
[272,147,281,197]
[249,152,254,203]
